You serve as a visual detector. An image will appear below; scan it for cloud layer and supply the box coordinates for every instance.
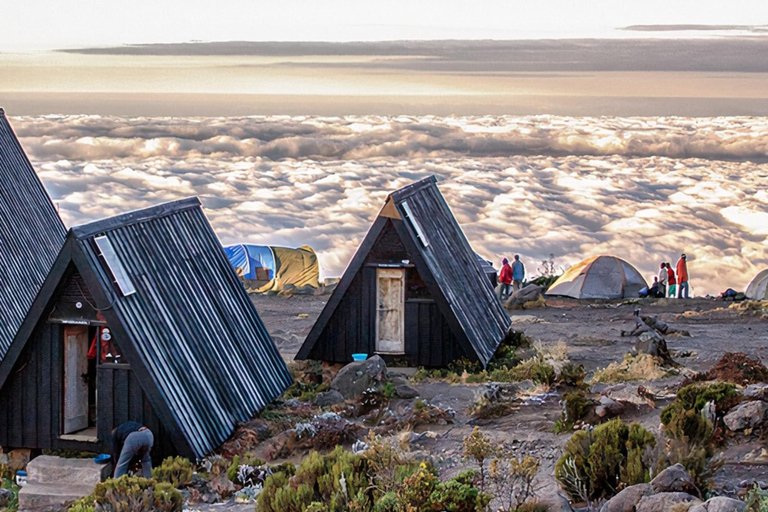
[13,114,768,295]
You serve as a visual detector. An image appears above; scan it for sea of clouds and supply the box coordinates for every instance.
[13,114,768,295]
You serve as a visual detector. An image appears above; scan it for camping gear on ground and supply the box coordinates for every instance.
[746,269,768,301]
[16,470,27,486]
[546,255,648,300]
[223,244,320,293]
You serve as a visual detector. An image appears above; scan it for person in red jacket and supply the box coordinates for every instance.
[676,254,690,299]
[666,262,677,298]
[498,258,513,301]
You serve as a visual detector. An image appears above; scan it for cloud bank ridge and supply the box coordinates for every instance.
[13,114,768,295]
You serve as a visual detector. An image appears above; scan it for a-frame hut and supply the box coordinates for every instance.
[0,198,292,459]
[296,176,511,368]
[0,108,66,360]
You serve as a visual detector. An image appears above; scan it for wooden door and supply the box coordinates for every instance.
[376,268,405,354]
[63,325,89,434]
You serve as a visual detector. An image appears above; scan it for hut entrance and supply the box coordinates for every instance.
[63,325,91,435]
[376,267,405,354]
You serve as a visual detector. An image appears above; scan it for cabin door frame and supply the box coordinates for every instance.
[62,324,90,434]
[375,267,405,354]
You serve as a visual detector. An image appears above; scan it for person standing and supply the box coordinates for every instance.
[512,254,525,293]
[112,421,154,478]
[657,262,667,297]
[498,258,513,301]
[676,254,690,299]
[666,263,677,298]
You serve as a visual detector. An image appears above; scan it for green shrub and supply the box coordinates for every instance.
[92,476,155,512]
[430,473,491,512]
[509,358,556,386]
[152,456,194,487]
[67,498,96,512]
[658,382,736,492]
[410,368,461,383]
[372,492,404,512]
[1,477,20,512]
[67,476,182,512]
[744,484,768,512]
[256,441,489,512]
[554,419,655,501]
[559,390,593,431]
[257,446,369,512]
[558,363,587,389]
[152,483,183,512]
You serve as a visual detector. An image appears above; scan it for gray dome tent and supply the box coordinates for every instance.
[546,255,648,299]
[746,269,768,301]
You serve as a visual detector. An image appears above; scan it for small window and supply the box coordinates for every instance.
[401,201,429,247]
[94,235,136,296]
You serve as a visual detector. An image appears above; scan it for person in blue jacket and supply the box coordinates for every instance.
[512,254,525,293]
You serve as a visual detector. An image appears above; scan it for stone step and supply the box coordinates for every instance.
[26,456,111,486]
[18,483,96,512]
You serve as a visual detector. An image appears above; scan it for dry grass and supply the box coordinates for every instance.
[591,354,674,384]
[729,300,768,318]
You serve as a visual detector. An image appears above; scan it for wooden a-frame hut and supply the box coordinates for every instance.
[0,198,292,459]
[296,176,511,368]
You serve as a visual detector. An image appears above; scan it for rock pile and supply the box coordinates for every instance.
[597,464,745,512]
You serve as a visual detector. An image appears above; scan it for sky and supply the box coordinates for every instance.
[2,0,768,50]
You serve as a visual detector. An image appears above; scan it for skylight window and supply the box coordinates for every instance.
[401,201,429,247]
[94,235,136,296]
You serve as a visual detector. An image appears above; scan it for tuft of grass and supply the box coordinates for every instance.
[591,354,673,384]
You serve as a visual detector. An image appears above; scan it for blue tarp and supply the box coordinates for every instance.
[223,244,276,280]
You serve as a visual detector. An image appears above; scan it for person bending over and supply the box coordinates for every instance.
[112,421,154,478]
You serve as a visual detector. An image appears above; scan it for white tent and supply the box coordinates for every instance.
[746,269,768,301]
[546,255,648,299]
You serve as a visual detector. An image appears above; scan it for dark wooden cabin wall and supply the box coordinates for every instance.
[310,267,376,362]
[0,322,59,449]
[404,300,464,367]
[308,219,468,367]
[0,321,174,460]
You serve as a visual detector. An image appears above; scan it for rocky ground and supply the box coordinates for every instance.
[246,292,768,509]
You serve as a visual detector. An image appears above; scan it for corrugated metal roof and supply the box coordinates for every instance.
[0,108,66,360]
[391,176,511,365]
[70,197,292,457]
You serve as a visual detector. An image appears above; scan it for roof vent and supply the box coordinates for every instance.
[401,201,429,247]
[94,235,136,296]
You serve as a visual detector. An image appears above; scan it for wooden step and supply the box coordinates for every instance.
[25,455,110,486]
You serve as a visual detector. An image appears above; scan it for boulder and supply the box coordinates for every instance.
[689,497,746,512]
[635,332,667,358]
[636,492,701,512]
[387,373,411,387]
[599,483,652,512]
[595,396,625,419]
[505,284,544,309]
[651,463,697,493]
[331,355,387,400]
[742,383,768,400]
[723,400,768,432]
[394,384,419,399]
[314,389,345,407]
